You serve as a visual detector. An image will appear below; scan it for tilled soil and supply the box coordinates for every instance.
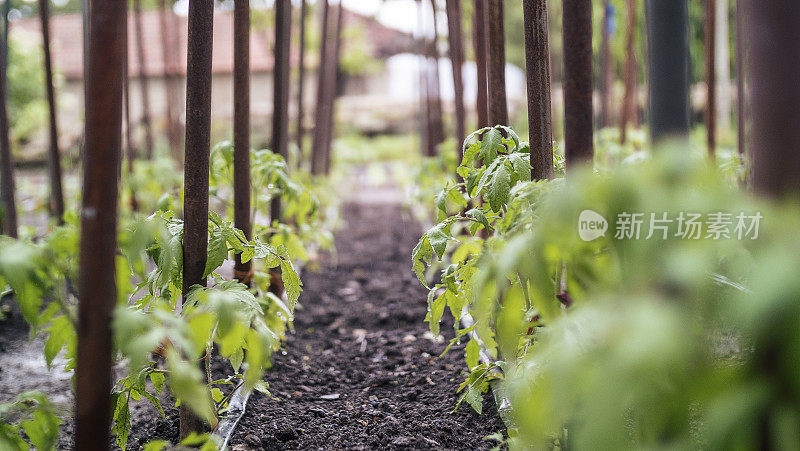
[0,187,505,450]
[227,196,504,450]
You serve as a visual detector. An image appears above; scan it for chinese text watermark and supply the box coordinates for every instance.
[578,210,762,242]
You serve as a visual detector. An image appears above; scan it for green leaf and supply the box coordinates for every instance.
[230,346,244,373]
[253,381,270,395]
[142,391,165,419]
[204,228,229,279]
[111,394,131,451]
[165,350,215,424]
[20,409,60,451]
[142,440,170,451]
[426,290,447,337]
[509,153,532,184]
[480,128,504,164]
[211,388,224,404]
[465,337,481,370]
[280,260,302,308]
[464,385,484,414]
[43,315,75,369]
[435,189,448,216]
[150,372,165,395]
[487,163,511,213]
[411,236,434,287]
[427,224,452,260]
[465,208,491,233]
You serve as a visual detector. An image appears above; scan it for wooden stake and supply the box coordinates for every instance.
[181,0,214,436]
[706,0,717,159]
[486,0,507,126]
[445,0,465,164]
[563,0,594,167]
[472,0,489,129]
[599,1,613,128]
[619,0,637,145]
[645,0,689,144]
[296,0,307,165]
[311,0,330,175]
[234,0,252,284]
[159,0,182,161]
[133,0,155,159]
[75,1,125,448]
[523,0,554,180]
[0,0,17,238]
[39,0,65,224]
[270,0,292,221]
[748,0,800,197]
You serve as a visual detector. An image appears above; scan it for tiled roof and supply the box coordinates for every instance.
[12,8,415,80]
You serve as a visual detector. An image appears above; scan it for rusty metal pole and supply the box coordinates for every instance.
[417,0,434,157]
[181,0,213,437]
[123,19,140,212]
[124,23,136,173]
[749,0,800,198]
[417,0,432,156]
[486,0,507,126]
[270,0,291,221]
[133,0,155,159]
[0,1,17,238]
[599,1,613,128]
[234,0,252,284]
[562,0,594,168]
[705,0,717,160]
[159,0,182,161]
[295,0,307,164]
[75,1,125,449]
[619,0,637,145]
[322,2,343,174]
[523,0,554,180]
[646,0,689,145]
[427,0,444,152]
[445,0,465,165]
[39,0,65,224]
[473,0,489,129]
[311,0,330,175]
[735,0,745,158]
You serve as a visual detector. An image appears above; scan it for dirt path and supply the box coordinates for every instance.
[228,190,504,450]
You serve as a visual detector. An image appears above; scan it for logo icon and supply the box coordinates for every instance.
[578,210,608,241]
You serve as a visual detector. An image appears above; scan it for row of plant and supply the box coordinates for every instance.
[0,145,337,450]
[413,125,798,449]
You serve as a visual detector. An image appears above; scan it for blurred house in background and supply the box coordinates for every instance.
[11,7,420,147]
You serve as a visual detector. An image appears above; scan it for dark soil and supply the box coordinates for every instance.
[0,188,505,450]
[227,195,504,450]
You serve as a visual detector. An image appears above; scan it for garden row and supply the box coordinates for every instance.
[0,0,344,449]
